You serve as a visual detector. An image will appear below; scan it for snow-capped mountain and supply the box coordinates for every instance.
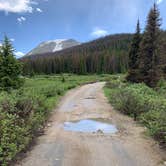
[26,39,80,56]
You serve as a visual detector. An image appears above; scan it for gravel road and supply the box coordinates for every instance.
[16,82,165,166]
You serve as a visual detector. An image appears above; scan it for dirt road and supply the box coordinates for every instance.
[16,82,165,166]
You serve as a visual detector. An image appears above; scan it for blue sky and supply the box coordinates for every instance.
[0,0,166,57]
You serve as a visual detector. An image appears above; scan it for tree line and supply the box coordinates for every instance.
[127,3,166,87]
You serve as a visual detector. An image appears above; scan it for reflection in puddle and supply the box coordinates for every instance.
[63,119,118,134]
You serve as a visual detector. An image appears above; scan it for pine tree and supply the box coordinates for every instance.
[0,36,24,90]
[126,20,141,82]
[158,30,166,79]
[139,3,161,87]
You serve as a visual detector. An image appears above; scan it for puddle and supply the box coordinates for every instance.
[63,119,118,134]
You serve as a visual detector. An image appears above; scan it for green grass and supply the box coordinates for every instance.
[0,74,110,166]
[104,75,166,148]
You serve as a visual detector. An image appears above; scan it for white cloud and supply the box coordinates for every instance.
[30,1,38,5]
[36,8,42,13]
[14,51,25,58]
[17,16,26,23]
[0,0,35,13]
[156,0,163,4]
[10,38,15,42]
[91,27,108,38]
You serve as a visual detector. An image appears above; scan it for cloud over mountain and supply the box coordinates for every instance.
[0,0,34,13]
[91,28,108,38]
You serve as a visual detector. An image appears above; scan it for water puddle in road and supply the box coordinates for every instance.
[63,119,118,134]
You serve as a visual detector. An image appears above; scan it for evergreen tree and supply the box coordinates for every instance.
[0,36,24,90]
[126,20,141,82]
[139,3,161,87]
[158,30,166,79]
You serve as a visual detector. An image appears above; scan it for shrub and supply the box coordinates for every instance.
[140,109,166,146]
[0,112,29,166]
[105,76,166,146]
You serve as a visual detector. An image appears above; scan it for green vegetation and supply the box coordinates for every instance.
[117,5,166,146]
[138,3,161,87]
[104,75,166,147]
[0,36,23,90]
[0,74,109,166]
[0,3,165,166]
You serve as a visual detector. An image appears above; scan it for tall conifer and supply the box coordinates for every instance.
[0,36,24,90]
[127,20,141,82]
[139,3,161,87]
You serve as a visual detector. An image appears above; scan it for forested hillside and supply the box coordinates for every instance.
[22,34,133,75]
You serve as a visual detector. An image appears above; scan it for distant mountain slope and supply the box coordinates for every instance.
[26,39,80,56]
[25,34,132,59]
[22,33,133,74]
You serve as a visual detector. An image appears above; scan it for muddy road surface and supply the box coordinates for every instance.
[16,82,165,166]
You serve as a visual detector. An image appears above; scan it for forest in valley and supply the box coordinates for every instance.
[21,34,132,74]
[21,30,166,77]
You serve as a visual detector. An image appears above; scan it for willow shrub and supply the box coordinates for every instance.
[104,75,166,147]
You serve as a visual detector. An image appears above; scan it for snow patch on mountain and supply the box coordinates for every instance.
[52,39,67,52]
[26,39,80,56]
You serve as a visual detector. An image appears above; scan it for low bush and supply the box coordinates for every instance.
[140,109,166,146]
[104,75,166,147]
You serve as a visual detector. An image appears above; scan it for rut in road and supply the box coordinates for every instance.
[16,82,165,166]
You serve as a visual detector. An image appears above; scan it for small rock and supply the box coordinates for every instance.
[164,161,166,165]
[47,123,51,127]
[55,158,60,161]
